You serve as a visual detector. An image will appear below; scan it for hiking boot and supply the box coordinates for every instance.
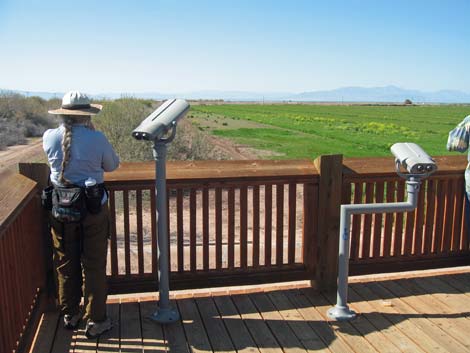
[85,317,112,339]
[63,313,81,329]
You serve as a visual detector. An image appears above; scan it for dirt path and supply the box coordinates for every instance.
[0,138,44,171]
[205,134,259,160]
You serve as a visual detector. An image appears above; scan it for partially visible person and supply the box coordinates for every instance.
[43,91,119,338]
[447,115,470,248]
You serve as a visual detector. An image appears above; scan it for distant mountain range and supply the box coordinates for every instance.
[2,85,470,103]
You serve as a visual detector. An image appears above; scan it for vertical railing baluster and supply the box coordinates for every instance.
[372,182,384,258]
[276,184,284,266]
[264,184,272,266]
[451,178,464,252]
[383,180,395,257]
[123,190,130,275]
[176,188,184,272]
[252,185,260,267]
[350,182,363,260]
[109,189,118,276]
[136,189,144,275]
[215,187,222,269]
[202,188,209,271]
[228,188,235,269]
[413,179,426,255]
[433,180,445,253]
[442,179,455,253]
[423,179,436,254]
[288,183,296,264]
[361,182,373,258]
[190,189,197,272]
[150,188,157,275]
[240,186,248,268]
[393,181,405,256]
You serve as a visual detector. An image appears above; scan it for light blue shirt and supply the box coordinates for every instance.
[43,124,120,187]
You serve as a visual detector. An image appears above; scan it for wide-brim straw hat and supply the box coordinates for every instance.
[48,91,102,116]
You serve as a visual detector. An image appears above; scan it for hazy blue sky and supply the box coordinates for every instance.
[1,0,469,94]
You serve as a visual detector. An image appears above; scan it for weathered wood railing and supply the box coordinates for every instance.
[3,155,470,353]
[0,169,47,353]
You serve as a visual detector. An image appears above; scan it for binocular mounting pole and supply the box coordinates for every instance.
[327,176,421,321]
[150,125,180,324]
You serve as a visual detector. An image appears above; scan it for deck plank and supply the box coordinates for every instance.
[195,296,236,353]
[30,311,60,353]
[97,302,120,353]
[284,289,353,353]
[322,290,399,353]
[140,300,167,353]
[178,297,213,352]
[267,290,332,353]
[441,273,470,296]
[73,318,98,353]
[163,300,190,353]
[196,297,239,352]
[412,276,470,316]
[50,315,75,353]
[212,294,259,353]
[249,291,306,353]
[382,279,470,350]
[120,301,143,352]
[369,281,468,353]
[345,288,426,353]
[231,293,284,353]
[302,288,379,353]
[351,283,449,353]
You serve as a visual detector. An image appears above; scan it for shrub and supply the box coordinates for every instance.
[93,98,155,161]
[168,120,226,160]
[0,93,56,150]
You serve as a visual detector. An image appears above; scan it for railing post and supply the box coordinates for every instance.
[19,162,56,307]
[313,154,343,290]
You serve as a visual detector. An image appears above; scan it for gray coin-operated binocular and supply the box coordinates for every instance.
[132,98,190,324]
[327,142,437,321]
[132,98,190,141]
[391,142,437,176]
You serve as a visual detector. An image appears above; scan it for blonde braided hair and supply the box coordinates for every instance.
[58,115,93,185]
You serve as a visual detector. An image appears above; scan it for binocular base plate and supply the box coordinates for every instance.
[150,307,180,324]
[327,305,357,321]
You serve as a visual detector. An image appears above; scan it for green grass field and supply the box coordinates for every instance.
[189,104,470,159]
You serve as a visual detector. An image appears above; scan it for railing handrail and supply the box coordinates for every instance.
[0,169,38,236]
[104,159,319,185]
[103,155,468,186]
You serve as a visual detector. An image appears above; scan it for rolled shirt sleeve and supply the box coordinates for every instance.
[98,132,120,171]
[447,115,470,153]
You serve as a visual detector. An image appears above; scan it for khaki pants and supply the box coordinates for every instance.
[50,204,109,322]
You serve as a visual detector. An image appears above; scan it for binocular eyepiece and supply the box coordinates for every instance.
[390,142,437,175]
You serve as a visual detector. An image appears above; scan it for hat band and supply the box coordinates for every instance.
[62,103,91,110]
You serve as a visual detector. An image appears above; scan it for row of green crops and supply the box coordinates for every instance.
[190,104,470,159]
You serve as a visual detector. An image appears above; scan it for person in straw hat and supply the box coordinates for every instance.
[43,91,119,338]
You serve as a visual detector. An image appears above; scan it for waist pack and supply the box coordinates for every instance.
[51,186,87,223]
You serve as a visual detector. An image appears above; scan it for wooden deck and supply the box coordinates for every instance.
[31,270,470,353]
